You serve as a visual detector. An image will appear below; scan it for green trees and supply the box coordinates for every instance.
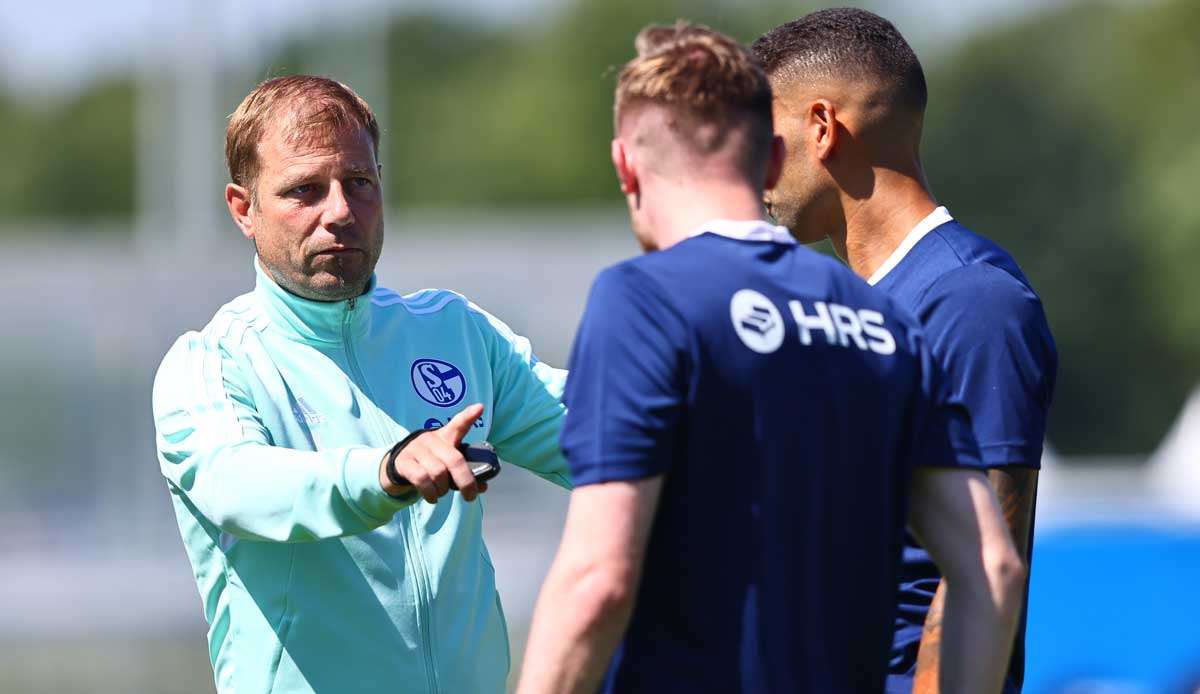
[0,79,135,220]
[0,0,1195,453]
[922,0,1200,452]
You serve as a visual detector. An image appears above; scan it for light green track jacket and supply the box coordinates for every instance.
[152,260,570,693]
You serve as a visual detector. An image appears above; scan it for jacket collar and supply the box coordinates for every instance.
[253,256,374,344]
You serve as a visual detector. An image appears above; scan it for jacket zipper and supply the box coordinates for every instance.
[342,297,441,693]
[404,513,442,693]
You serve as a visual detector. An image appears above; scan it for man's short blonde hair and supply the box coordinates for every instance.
[225,75,380,192]
[614,21,773,173]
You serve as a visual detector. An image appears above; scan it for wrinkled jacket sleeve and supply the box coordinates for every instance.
[152,332,418,543]
[466,304,572,489]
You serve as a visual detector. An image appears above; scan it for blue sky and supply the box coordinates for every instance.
[0,0,1075,97]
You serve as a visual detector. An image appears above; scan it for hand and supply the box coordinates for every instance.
[380,403,487,503]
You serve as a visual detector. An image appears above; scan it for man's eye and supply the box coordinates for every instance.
[351,177,373,188]
[289,184,315,196]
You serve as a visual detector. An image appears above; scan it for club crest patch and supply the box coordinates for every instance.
[411,358,467,407]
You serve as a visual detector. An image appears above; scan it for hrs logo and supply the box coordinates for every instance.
[730,289,896,356]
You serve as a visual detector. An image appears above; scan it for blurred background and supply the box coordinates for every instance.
[1,0,1197,692]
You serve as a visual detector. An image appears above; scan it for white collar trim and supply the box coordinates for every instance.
[688,218,796,245]
[867,206,953,286]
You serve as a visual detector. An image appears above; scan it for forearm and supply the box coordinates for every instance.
[495,413,573,490]
[920,470,1036,691]
[937,567,1023,694]
[517,561,634,694]
[913,581,947,694]
[162,441,415,542]
[916,465,1032,686]
[908,469,1027,694]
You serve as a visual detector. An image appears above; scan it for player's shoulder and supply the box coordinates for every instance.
[921,253,1045,325]
[578,257,690,331]
[592,253,672,294]
[925,221,1039,294]
[916,245,1054,355]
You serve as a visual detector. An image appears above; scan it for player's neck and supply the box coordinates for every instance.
[836,171,937,281]
[644,182,768,251]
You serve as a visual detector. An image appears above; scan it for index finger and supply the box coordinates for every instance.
[436,403,484,446]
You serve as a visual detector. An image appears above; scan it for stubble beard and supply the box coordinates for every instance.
[254,237,376,302]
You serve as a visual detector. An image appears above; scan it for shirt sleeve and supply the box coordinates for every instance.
[560,264,689,486]
[465,303,572,489]
[152,332,417,543]
[917,264,1057,469]
[905,323,986,471]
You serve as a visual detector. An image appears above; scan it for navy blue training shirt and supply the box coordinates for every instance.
[874,208,1058,694]
[560,220,984,694]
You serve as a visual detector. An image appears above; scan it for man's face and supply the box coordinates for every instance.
[242,123,384,301]
[764,83,834,244]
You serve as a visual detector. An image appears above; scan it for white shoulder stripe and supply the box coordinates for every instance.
[371,287,405,302]
[371,287,468,315]
[372,286,434,306]
[405,292,466,315]
[203,302,269,345]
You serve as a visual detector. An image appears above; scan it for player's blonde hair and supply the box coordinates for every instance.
[225,75,380,193]
[614,21,773,173]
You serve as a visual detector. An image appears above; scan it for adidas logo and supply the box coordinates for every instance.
[293,396,326,426]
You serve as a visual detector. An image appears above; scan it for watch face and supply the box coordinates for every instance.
[469,461,500,483]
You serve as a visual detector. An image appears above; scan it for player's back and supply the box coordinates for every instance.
[563,223,974,693]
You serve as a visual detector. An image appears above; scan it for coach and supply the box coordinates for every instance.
[754,10,1058,693]
[152,76,569,693]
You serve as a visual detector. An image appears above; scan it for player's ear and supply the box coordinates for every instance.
[611,139,639,196]
[226,182,255,240]
[764,134,785,191]
[810,99,838,161]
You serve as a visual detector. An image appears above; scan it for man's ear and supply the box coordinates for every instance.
[226,183,255,240]
[611,139,639,196]
[763,134,785,191]
[810,99,838,161]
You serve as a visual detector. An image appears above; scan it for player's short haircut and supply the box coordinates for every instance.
[751,8,927,115]
[225,75,380,193]
[614,21,773,178]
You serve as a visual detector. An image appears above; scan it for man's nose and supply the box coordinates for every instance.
[322,181,355,229]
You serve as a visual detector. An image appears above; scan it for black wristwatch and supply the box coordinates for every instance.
[382,431,502,496]
[383,429,431,495]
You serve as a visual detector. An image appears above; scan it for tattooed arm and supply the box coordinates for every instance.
[913,468,1038,693]
[908,467,1026,694]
